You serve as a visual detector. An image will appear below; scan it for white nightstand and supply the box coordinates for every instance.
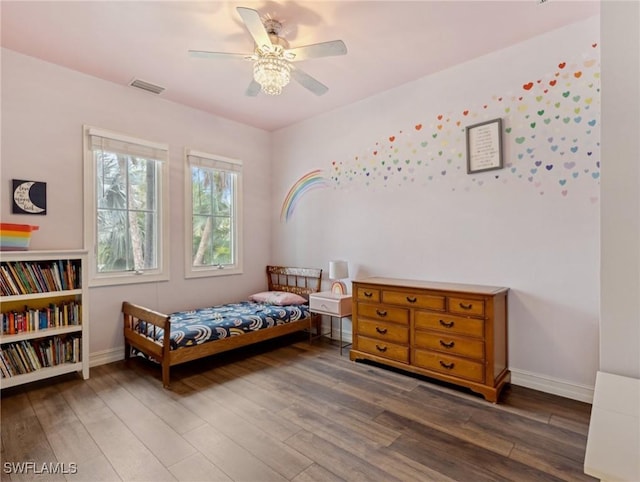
[308,291,352,355]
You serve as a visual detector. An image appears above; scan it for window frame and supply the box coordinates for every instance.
[83,125,170,287]
[184,148,243,279]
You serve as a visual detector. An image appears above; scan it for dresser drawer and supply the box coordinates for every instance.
[358,319,409,344]
[382,290,445,311]
[358,303,409,325]
[357,336,409,363]
[414,331,485,360]
[413,349,485,383]
[415,311,484,338]
[356,287,380,303]
[448,297,485,317]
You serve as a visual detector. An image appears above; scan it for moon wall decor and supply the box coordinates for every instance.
[12,179,47,215]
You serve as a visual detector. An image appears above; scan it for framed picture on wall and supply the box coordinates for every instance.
[12,179,47,215]
[466,118,504,174]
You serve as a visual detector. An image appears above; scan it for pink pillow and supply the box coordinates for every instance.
[249,291,307,306]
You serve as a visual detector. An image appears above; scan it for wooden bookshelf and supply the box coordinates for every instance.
[0,250,89,388]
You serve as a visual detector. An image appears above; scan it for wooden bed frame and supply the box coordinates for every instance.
[122,265,322,388]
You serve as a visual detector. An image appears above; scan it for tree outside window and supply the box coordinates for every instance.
[85,127,169,286]
[186,151,242,277]
[96,153,159,273]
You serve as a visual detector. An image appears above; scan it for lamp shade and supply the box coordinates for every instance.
[329,260,348,280]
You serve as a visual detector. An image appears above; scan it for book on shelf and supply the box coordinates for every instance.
[4,263,24,295]
[12,343,29,374]
[0,334,82,378]
[1,348,16,376]
[0,267,16,295]
[24,263,42,292]
[16,342,32,372]
[21,340,40,372]
[5,265,21,294]
[0,349,13,377]
[1,301,81,336]
[15,263,37,293]
[0,259,81,296]
[7,344,26,374]
[9,345,24,374]
[28,263,48,292]
[65,260,72,290]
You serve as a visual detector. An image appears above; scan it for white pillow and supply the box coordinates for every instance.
[248,291,307,306]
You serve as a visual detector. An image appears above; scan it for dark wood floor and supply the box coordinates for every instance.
[1,334,596,482]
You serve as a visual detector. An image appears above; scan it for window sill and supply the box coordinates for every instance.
[89,272,169,287]
[185,266,243,279]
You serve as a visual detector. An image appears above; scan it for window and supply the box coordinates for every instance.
[84,126,169,286]
[185,149,243,278]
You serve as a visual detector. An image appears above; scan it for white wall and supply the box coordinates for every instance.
[1,49,272,360]
[272,17,601,398]
[584,6,640,472]
[600,1,640,378]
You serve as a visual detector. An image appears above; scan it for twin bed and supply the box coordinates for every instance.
[122,265,322,387]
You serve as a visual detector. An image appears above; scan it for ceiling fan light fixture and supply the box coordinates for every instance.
[190,7,346,97]
[253,55,291,95]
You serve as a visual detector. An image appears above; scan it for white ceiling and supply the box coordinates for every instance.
[1,1,599,131]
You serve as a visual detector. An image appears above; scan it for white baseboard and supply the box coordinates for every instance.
[335,323,594,403]
[334,323,594,403]
[510,368,594,403]
[89,346,124,367]
[87,344,594,404]
[338,329,353,344]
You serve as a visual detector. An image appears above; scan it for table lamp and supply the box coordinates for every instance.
[329,260,349,294]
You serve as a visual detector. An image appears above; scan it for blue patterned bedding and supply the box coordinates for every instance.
[146,301,311,350]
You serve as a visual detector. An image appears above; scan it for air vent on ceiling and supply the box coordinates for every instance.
[129,78,165,95]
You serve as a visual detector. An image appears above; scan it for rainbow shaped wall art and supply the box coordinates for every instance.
[280,169,330,222]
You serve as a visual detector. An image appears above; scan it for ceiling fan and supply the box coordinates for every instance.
[189,7,347,96]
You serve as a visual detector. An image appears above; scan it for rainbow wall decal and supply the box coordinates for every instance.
[280,169,330,222]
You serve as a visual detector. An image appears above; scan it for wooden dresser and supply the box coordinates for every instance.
[350,277,509,402]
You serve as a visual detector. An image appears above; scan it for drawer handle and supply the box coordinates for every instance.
[376,309,387,317]
[375,344,388,352]
[406,296,417,303]
[439,360,455,370]
[439,319,454,328]
[459,302,473,310]
[364,291,373,298]
[376,327,388,334]
[439,340,455,349]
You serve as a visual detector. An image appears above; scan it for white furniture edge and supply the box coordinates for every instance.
[584,371,640,482]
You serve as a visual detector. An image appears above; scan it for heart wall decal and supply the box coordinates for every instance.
[313,40,600,204]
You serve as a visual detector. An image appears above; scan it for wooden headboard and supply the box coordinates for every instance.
[266,265,322,297]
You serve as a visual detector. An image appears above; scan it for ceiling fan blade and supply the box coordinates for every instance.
[189,50,250,60]
[246,80,261,97]
[287,40,347,62]
[236,7,272,50]
[291,66,329,96]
